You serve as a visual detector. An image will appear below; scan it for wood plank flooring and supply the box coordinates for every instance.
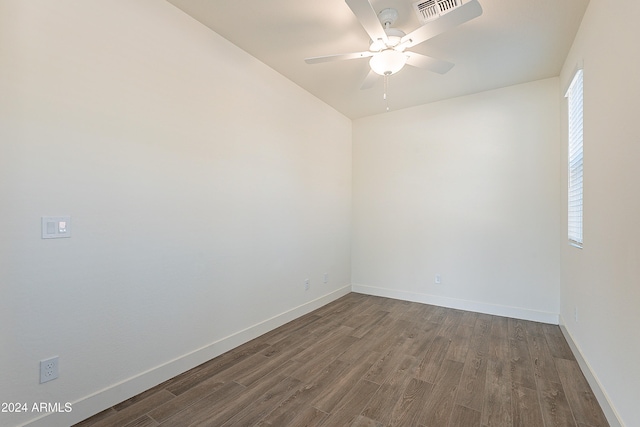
[74,293,609,427]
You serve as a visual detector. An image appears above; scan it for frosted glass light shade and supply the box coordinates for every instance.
[369,50,407,75]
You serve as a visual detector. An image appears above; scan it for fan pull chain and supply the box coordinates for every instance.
[383,72,390,112]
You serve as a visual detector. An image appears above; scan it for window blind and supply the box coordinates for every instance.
[566,69,584,247]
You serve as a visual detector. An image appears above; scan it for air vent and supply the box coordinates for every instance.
[413,0,461,24]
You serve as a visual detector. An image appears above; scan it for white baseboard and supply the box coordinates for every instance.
[24,285,351,427]
[559,318,624,427]
[351,283,559,324]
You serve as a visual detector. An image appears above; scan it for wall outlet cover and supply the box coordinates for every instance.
[40,356,59,383]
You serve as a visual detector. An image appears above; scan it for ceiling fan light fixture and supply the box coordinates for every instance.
[369,49,407,75]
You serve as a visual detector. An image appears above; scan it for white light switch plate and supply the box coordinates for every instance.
[42,216,71,239]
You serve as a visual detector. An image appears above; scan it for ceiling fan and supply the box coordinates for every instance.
[305,0,483,89]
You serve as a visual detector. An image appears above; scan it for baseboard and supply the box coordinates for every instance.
[351,283,559,324]
[559,318,624,427]
[24,285,351,427]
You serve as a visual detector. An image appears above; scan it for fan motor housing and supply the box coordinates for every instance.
[369,28,406,51]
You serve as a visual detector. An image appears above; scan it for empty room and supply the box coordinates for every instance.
[1,0,638,426]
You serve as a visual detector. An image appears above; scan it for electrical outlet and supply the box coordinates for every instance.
[435,274,442,284]
[304,278,310,291]
[40,356,59,383]
[323,273,328,284]
[574,306,578,322]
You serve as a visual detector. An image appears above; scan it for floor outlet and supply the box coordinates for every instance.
[305,278,310,291]
[40,356,59,383]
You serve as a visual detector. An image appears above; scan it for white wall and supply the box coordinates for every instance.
[559,0,640,425]
[3,0,636,426]
[0,1,351,426]
[352,78,561,323]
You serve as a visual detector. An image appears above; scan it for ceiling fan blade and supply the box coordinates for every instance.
[305,51,374,64]
[400,0,482,49]
[360,69,378,89]
[405,52,454,74]
[345,0,389,45]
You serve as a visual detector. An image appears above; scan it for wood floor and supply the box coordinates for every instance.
[74,293,609,427]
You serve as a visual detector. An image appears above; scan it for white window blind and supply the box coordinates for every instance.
[566,69,583,247]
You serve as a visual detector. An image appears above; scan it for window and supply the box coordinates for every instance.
[566,69,583,247]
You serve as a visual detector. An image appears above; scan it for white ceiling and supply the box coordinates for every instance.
[166,0,589,119]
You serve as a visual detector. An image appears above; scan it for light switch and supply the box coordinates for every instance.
[42,216,71,239]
